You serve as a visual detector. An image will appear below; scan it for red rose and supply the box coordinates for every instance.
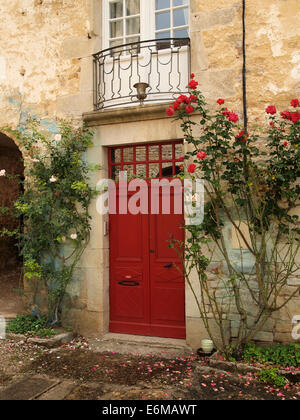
[197,151,207,161]
[291,112,300,124]
[185,105,194,114]
[281,110,292,120]
[188,163,196,173]
[188,80,199,90]
[188,94,197,103]
[190,73,195,79]
[173,101,181,111]
[266,105,277,115]
[290,99,299,108]
[228,112,239,123]
[217,98,225,105]
[176,94,189,104]
[235,130,249,142]
[166,106,174,116]
[222,108,230,117]
[269,121,275,127]
[283,141,288,147]
[178,156,185,161]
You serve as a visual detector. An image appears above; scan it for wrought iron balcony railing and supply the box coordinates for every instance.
[93,38,190,110]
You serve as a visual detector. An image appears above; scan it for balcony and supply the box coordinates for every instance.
[93,38,190,110]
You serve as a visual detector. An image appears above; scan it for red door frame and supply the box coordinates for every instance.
[108,140,184,179]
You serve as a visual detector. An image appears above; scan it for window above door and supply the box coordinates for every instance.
[94,0,190,110]
[104,0,190,50]
[108,0,141,50]
[155,0,189,41]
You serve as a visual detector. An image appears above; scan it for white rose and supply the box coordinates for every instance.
[192,193,199,203]
[0,169,6,177]
[54,134,62,142]
[70,234,77,240]
[49,176,57,183]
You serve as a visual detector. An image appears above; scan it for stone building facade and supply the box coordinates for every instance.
[0,0,299,348]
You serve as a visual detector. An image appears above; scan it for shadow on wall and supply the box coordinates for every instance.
[0,133,24,272]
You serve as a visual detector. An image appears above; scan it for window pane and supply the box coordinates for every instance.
[123,147,134,162]
[174,0,188,6]
[149,145,159,161]
[149,163,160,178]
[123,164,134,179]
[112,165,121,180]
[173,8,188,27]
[110,20,123,38]
[175,143,184,159]
[136,164,146,178]
[162,144,173,160]
[110,39,124,53]
[125,36,140,54]
[110,1,123,19]
[156,31,171,39]
[136,146,146,161]
[111,148,121,163]
[126,0,140,16]
[162,163,174,177]
[156,11,170,30]
[126,17,140,35]
[156,0,170,9]
[174,28,189,38]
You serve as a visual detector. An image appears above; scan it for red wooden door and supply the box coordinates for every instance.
[109,187,186,339]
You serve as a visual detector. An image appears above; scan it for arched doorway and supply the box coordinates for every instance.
[0,133,25,318]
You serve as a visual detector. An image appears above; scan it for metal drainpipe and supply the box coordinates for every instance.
[242,0,248,131]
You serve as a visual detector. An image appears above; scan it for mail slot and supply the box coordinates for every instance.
[118,280,140,287]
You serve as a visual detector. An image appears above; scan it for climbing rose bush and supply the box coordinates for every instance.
[166,76,300,356]
[2,119,100,325]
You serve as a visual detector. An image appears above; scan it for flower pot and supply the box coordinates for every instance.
[201,339,214,353]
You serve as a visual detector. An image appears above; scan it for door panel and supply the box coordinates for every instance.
[149,191,186,338]
[109,190,150,332]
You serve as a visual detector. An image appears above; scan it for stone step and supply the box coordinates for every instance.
[89,333,192,357]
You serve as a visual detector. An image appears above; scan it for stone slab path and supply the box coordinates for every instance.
[0,375,60,400]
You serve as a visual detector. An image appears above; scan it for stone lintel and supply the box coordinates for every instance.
[83,102,175,127]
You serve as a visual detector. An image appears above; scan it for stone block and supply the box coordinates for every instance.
[62,308,108,337]
[253,331,274,343]
[287,278,300,287]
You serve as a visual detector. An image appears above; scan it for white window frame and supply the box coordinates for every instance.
[102,0,189,50]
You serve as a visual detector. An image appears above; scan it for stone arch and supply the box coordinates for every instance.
[0,132,25,317]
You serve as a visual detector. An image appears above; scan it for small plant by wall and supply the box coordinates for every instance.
[1,119,100,325]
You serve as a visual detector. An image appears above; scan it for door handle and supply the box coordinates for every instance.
[164,263,172,269]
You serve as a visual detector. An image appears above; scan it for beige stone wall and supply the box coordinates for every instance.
[0,0,100,128]
[0,1,298,128]
[191,0,300,125]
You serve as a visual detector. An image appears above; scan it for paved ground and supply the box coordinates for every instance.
[0,336,299,400]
